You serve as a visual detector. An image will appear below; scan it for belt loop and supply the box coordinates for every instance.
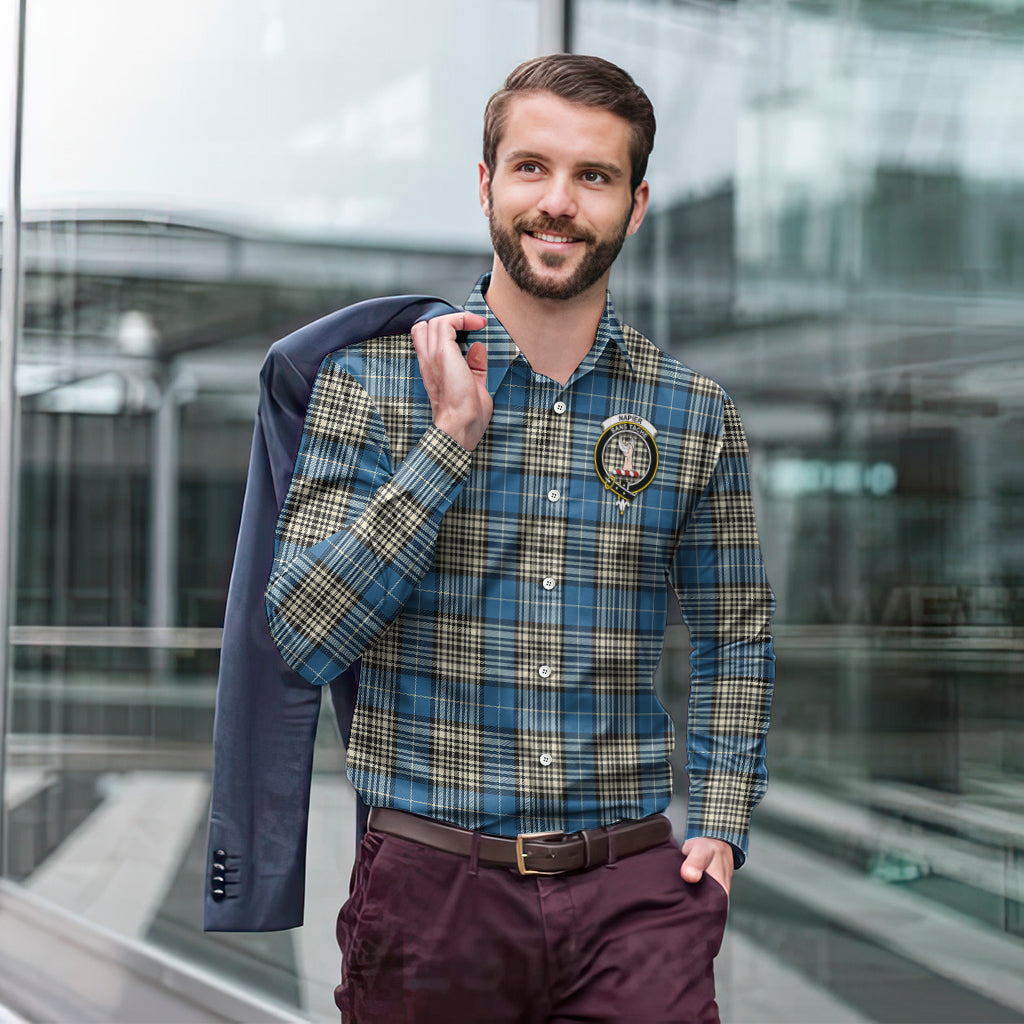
[468,831,481,877]
[581,829,594,870]
[606,826,618,869]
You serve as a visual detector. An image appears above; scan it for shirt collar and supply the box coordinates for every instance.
[462,273,637,390]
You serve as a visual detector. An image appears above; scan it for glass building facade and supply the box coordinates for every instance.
[1,1,1022,1020]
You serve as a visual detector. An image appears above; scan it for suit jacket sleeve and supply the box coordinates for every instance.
[204,295,457,932]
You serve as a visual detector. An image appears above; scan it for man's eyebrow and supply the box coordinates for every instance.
[502,150,626,180]
[503,150,547,166]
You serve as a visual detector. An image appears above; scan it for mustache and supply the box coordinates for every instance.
[513,216,595,245]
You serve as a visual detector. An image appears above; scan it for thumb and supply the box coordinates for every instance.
[680,842,710,883]
[466,340,488,376]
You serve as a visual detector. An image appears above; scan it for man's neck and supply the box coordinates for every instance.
[484,260,609,386]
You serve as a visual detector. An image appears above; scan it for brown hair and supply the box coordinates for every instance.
[483,54,656,193]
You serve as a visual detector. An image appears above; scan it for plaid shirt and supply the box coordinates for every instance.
[266,274,775,859]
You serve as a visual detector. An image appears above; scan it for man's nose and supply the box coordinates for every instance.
[536,175,578,220]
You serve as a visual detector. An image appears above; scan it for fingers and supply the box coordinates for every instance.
[411,313,487,388]
[411,310,493,452]
[411,311,486,383]
[411,310,486,347]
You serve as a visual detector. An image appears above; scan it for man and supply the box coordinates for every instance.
[265,54,774,1023]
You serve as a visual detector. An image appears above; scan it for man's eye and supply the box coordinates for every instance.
[582,171,607,184]
[519,162,541,174]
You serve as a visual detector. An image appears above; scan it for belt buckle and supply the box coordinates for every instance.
[515,830,565,876]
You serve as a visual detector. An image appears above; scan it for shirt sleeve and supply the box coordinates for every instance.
[669,395,775,866]
[265,354,472,685]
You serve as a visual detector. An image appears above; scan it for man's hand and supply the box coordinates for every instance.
[680,836,734,896]
[412,311,491,451]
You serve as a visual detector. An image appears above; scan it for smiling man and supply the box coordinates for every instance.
[264,54,775,1023]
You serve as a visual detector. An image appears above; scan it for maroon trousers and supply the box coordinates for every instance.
[335,828,728,1023]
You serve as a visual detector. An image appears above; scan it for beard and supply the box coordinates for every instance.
[488,190,631,301]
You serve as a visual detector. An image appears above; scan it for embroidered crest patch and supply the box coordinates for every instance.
[594,414,659,515]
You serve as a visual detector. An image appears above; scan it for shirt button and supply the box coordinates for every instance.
[542,577,556,591]
[547,489,560,503]
[553,401,567,415]
[538,665,552,679]
[539,753,553,767]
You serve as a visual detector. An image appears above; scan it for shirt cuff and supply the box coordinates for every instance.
[394,423,474,512]
[683,830,747,869]
[685,768,762,867]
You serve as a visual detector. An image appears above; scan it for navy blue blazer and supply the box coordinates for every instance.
[204,294,458,932]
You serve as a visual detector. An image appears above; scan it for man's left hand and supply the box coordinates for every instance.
[680,837,734,895]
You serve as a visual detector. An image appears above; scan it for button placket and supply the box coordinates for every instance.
[525,386,569,758]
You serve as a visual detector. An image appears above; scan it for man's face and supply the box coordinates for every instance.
[480,92,649,302]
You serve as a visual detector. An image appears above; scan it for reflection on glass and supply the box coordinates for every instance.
[8,1,537,1019]
[579,0,1024,1021]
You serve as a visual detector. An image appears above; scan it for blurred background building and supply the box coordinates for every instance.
[0,0,1023,1021]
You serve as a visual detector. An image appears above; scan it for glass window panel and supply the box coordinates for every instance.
[10,2,540,1018]
[576,1,1024,1021]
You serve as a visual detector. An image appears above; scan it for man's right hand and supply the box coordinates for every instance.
[412,311,491,451]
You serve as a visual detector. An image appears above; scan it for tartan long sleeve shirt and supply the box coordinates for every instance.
[265,274,775,860]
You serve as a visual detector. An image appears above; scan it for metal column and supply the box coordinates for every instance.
[0,0,28,878]
[149,366,179,637]
[537,0,572,53]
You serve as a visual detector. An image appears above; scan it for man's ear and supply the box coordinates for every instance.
[626,180,650,237]
[479,162,492,216]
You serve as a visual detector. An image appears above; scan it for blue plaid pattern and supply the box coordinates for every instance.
[266,274,775,858]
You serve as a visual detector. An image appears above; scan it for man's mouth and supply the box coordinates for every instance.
[529,231,579,244]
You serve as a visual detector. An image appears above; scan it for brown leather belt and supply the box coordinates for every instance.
[368,807,673,875]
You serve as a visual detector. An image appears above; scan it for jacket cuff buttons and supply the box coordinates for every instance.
[211,848,228,902]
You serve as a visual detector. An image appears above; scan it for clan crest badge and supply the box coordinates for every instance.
[594,414,659,515]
